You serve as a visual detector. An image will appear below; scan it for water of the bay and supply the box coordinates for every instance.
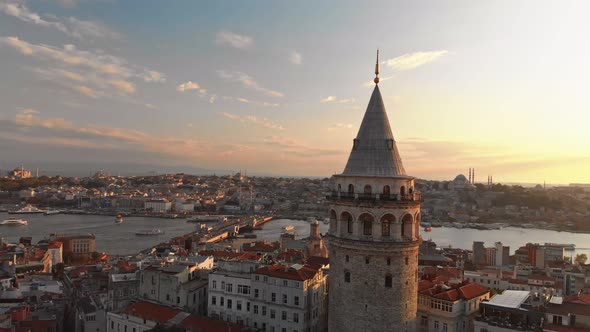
[1,213,589,257]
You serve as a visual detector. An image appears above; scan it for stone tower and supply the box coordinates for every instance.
[327,53,422,332]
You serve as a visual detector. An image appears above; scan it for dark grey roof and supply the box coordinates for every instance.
[341,85,407,177]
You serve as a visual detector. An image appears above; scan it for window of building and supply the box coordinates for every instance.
[262,306,267,316]
[221,281,225,290]
[387,257,391,265]
[293,312,299,323]
[247,302,250,311]
[434,321,439,330]
[271,292,276,302]
[166,294,170,301]
[348,184,354,193]
[364,184,372,194]
[270,309,276,319]
[226,283,233,292]
[238,285,250,295]
[443,323,448,332]
[281,311,287,320]
[405,257,409,265]
[212,280,217,289]
[212,296,216,305]
[220,297,224,306]
[345,255,349,262]
[177,296,180,304]
[366,257,370,264]
[237,300,242,310]
[552,315,563,325]
[283,294,288,304]
[420,316,428,326]
[255,275,259,281]
[227,299,232,309]
[254,304,259,314]
[283,280,288,286]
[385,274,392,288]
[254,289,259,298]
[294,296,299,305]
[345,271,351,283]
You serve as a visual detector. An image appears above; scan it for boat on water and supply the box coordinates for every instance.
[8,204,44,214]
[1,218,28,226]
[282,225,295,232]
[44,210,61,215]
[135,229,164,236]
[115,214,123,224]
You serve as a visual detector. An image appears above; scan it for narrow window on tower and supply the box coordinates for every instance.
[405,257,409,265]
[345,255,349,263]
[387,257,391,265]
[365,257,370,264]
[385,274,392,288]
[344,271,351,283]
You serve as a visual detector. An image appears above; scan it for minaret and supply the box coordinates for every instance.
[327,51,422,332]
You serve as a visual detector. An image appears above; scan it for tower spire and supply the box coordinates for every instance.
[374,49,380,84]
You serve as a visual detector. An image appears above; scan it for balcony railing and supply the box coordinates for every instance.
[327,191,422,202]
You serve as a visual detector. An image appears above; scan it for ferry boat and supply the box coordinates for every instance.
[1,218,28,226]
[115,214,123,224]
[135,229,164,236]
[282,225,295,232]
[44,210,61,215]
[8,204,44,214]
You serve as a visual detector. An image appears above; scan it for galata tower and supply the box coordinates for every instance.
[327,51,422,332]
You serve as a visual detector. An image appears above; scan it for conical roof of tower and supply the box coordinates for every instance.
[341,85,407,177]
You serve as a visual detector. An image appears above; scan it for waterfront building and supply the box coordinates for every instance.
[417,280,490,332]
[472,241,486,266]
[250,264,328,332]
[327,53,423,331]
[47,241,63,268]
[51,233,96,259]
[144,199,172,213]
[139,260,210,315]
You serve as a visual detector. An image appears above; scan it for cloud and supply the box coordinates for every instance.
[362,75,394,87]
[221,112,284,130]
[289,51,302,65]
[0,1,119,40]
[0,36,164,99]
[383,50,448,70]
[217,70,284,98]
[20,108,39,115]
[176,81,206,94]
[74,85,97,98]
[3,112,253,164]
[328,123,354,131]
[215,31,253,49]
[235,97,279,107]
[320,96,355,104]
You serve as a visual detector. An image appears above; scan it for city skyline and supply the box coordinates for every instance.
[1,1,589,183]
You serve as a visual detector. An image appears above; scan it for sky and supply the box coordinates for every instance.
[0,0,589,183]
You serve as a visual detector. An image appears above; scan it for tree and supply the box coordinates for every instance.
[575,253,587,265]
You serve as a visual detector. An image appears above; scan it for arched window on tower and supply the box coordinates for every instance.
[348,184,354,195]
[359,213,374,236]
[341,212,353,234]
[402,214,414,239]
[344,271,351,283]
[383,185,391,197]
[337,184,341,193]
[400,185,406,197]
[385,274,393,288]
[329,210,337,234]
[381,214,394,237]
[364,185,372,194]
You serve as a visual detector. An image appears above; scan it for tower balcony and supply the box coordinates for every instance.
[326,191,422,204]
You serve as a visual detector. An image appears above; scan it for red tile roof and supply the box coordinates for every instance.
[420,281,489,302]
[121,301,181,324]
[255,264,320,281]
[48,241,62,249]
